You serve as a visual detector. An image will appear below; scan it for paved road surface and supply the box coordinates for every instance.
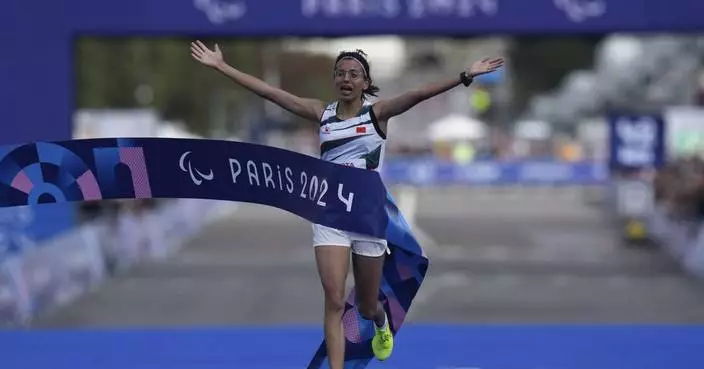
[31,187,704,327]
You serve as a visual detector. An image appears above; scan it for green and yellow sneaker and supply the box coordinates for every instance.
[371,314,394,361]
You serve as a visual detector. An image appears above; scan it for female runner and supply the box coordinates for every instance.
[190,40,503,369]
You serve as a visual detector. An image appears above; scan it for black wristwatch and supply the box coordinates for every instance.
[459,71,473,87]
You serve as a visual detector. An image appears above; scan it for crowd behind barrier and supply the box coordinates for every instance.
[648,156,704,277]
[0,198,236,326]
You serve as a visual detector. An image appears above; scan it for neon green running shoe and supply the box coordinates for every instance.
[371,317,394,361]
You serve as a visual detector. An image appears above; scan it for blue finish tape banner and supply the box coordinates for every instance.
[0,137,428,369]
[383,159,608,185]
[608,114,666,170]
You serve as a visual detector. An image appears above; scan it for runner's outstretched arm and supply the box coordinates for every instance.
[191,40,325,123]
[373,57,504,122]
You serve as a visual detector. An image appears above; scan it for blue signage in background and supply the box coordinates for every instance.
[608,114,666,170]
[382,160,608,186]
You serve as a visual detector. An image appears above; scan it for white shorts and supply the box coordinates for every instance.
[312,223,389,257]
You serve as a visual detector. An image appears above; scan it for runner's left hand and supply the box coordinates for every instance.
[468,57,505,78]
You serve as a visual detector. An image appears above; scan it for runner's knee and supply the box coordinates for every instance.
[324,291,346,314]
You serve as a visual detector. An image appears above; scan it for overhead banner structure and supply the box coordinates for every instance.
[0,137,428,369]
[3,0,703,145]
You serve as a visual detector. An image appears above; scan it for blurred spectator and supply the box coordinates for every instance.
[697,72,704,106]
[653,156,704,222]
[78,198,162,226]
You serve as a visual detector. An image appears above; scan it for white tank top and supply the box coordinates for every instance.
[318,100,386,172]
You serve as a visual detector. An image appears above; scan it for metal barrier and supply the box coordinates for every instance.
[0,199,237,326]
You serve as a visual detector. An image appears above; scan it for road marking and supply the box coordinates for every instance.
[396,185,441,256]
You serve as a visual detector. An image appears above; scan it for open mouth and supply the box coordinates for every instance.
[340,86,353,93]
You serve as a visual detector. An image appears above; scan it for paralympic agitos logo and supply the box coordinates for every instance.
[179,151,215,186]
[553,0,606,22]
[193,0,247,24]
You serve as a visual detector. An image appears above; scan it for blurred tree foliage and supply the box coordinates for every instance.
[508,36,603,117]
[279,50,336,126]
[75,36,602,135]
[75,37,335,136]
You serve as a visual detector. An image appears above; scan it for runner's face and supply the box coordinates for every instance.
[334,58,369,102]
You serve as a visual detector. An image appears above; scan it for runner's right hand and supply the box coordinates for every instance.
[191,40,224,68]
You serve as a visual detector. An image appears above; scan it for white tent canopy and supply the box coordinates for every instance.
[156,122,202,139]
[427,114,488,142]
[514,119,552,140]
